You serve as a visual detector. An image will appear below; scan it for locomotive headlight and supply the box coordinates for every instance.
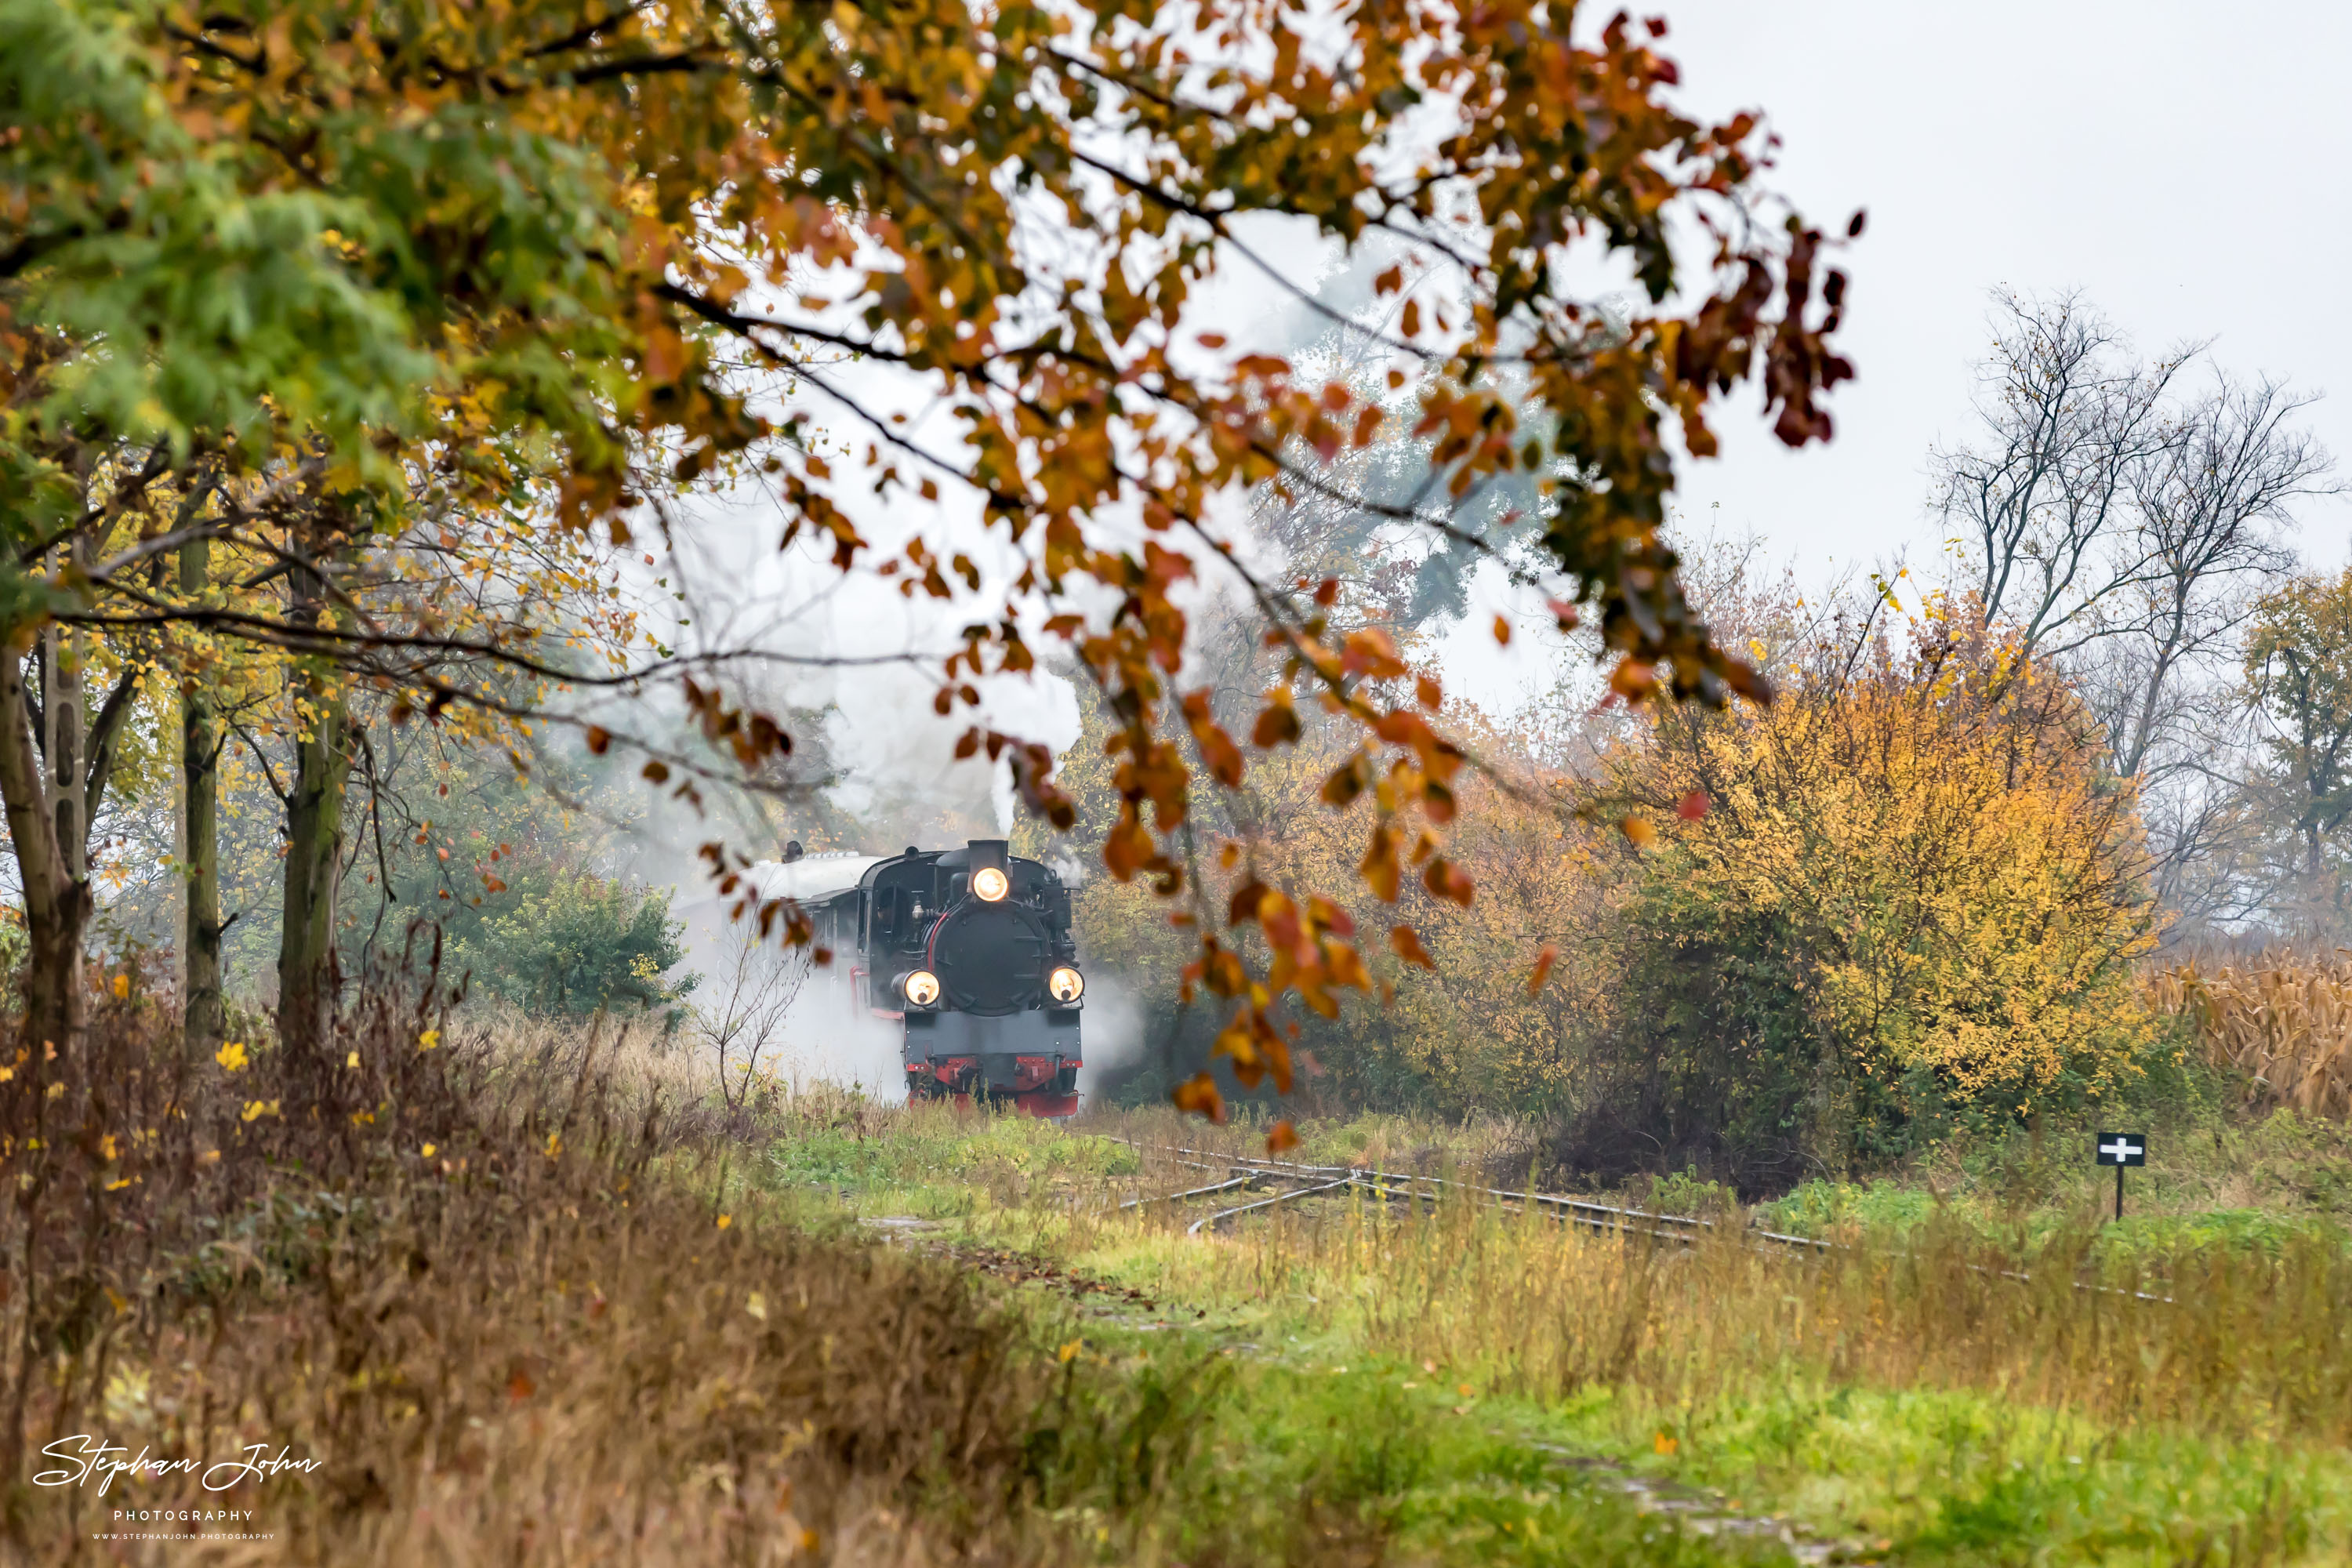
[1047,965,1085,1004]
[971,866,1010,902]
[902,970,941,1007]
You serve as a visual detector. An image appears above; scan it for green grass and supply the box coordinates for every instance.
[1027,1326,1807,1566]
[739,1094,2352,1565]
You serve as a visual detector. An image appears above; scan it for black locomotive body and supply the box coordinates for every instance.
[804,839,1084,1116]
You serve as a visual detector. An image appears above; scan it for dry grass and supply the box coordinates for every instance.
[2152,952,2352,1117]
[1068,1174,2352,1454]
[0,989,1073,1564]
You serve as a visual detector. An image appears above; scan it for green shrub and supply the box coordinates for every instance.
[447,868,695,1023]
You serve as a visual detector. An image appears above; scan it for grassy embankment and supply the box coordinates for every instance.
[4,1007,1795,1566]
[749,1093,2352,1567]
[17,984,2352,1566]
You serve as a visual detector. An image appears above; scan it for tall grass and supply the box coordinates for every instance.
[2153,952,2352,1117]
[1088,1181,2352,1450]
[0,988,1067,1561]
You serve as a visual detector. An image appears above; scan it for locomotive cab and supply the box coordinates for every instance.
[819,839,1083,1116]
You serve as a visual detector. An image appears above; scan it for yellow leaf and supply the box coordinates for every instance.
[421,1143,437,1159]
[417,1029,441,1051]
[215,1041,249,1073]
[716,1214,732,1230]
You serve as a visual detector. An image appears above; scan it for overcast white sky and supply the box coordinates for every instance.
[685,1,2352,742]
[1650,0,2352,568]
[1431,0,2352,706]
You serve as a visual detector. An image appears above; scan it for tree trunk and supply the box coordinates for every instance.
[180,538,225,1053]
[277,556,351,1059]
[0,637,90,1051]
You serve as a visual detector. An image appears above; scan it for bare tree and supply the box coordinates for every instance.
[691,920,811,1111]
[2087,374,2334,782]
[1935,289,2193,665]
[1935,292,2339,919]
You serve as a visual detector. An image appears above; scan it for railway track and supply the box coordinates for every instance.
[1112,1141,2172,1301]
[1113,1142,1831,1244]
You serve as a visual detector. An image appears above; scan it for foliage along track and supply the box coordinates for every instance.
[881,1160,1896,1564]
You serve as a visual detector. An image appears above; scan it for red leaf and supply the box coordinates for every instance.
[1676,790,1710,821]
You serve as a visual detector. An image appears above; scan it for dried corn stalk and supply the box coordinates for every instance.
[2150,953,2352,1118]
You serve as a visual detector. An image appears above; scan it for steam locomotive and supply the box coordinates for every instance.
[800,840,1084,1117]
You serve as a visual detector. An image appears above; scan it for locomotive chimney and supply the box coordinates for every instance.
[967,839,1010,876]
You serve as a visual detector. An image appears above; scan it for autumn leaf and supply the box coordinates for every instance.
[1422,858,1475,906]
[1171,1072,1226,1123]
[1266,1120,1301,1155]
[1389,925,1436,968]
[1620,816,1658,849]
[1526,943,1560,996]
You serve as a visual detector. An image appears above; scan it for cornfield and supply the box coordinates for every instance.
[2151,952,2352,1117]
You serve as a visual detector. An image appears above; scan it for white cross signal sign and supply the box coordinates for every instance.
[2096,1133,2146,1167]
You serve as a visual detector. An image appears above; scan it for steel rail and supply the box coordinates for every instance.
[1120,1141,2168,1299]
[1119,1174,1257,1210]
[1187,1174,1356,1235]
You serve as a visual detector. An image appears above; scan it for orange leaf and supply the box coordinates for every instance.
[1361,824,1402,902]
[1389,925,1435,968]
[1610,660,1657,701]
[1267,1120,1301,1155]
[584,725,612,755]
[1253,688,1302,749]
[1526,942,1559,996]
[1421,858,1474,906]
[1491,614,1512,646]
[1172,1071,1226,1123]
[1621,815,1657,849]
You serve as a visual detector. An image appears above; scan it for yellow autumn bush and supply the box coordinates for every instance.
[1584,624,2163,1185]
[1041,616,2166,1181]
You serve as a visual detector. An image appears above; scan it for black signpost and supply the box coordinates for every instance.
[2095,1132,2147,1221]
